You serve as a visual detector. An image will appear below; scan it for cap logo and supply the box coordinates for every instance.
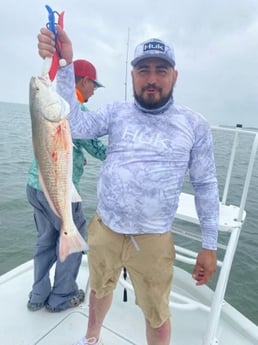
[143,41,165,53]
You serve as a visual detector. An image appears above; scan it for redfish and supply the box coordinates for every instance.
[29,75,88,262]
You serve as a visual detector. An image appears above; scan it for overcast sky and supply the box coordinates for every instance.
[0,0,258,127]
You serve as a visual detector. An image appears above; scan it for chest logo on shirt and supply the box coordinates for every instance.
[122,127,170,149]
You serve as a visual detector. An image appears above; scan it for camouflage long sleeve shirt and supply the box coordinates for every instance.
[56,64,219,250]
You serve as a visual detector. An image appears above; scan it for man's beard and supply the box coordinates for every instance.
[133,84,173,110]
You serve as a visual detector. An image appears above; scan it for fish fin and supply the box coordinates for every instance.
[59,226,89,262]
[71,183,82,203]
[39,170,60,217]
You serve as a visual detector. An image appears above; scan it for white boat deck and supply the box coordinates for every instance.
[0,257,257,345]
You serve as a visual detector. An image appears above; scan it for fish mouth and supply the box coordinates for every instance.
[30,75,51,89]
[29,75,70,122]
[30,76,37,89]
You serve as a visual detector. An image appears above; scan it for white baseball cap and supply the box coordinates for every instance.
[131,38,176,67]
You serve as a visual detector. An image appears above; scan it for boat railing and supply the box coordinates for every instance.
[212,125,258,222]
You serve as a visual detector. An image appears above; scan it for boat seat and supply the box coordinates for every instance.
[176,192,246,232]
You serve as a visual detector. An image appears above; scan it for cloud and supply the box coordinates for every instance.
[0,0,258,127]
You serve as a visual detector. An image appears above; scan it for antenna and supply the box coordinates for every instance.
[124,27,130,102]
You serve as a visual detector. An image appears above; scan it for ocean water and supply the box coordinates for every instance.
[0,101,257,325]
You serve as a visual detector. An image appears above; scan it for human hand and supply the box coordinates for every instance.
[37,25,73,64]
[192,249,217,285]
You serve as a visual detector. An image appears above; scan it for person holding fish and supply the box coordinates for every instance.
[26,59,107,313]
[36,25,219,345]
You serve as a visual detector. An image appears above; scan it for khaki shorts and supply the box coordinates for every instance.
[87,213,175,328]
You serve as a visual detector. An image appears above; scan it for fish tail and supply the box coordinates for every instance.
[59,227,89,262]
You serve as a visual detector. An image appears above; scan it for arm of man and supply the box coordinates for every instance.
[189,120,219,285]
[38,26,110,140]
[80,139,107,161]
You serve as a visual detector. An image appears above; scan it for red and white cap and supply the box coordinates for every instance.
[73,59,104,88]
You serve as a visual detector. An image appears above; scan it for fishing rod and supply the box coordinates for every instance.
[124,27,130,102]
[123,27,130,298]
